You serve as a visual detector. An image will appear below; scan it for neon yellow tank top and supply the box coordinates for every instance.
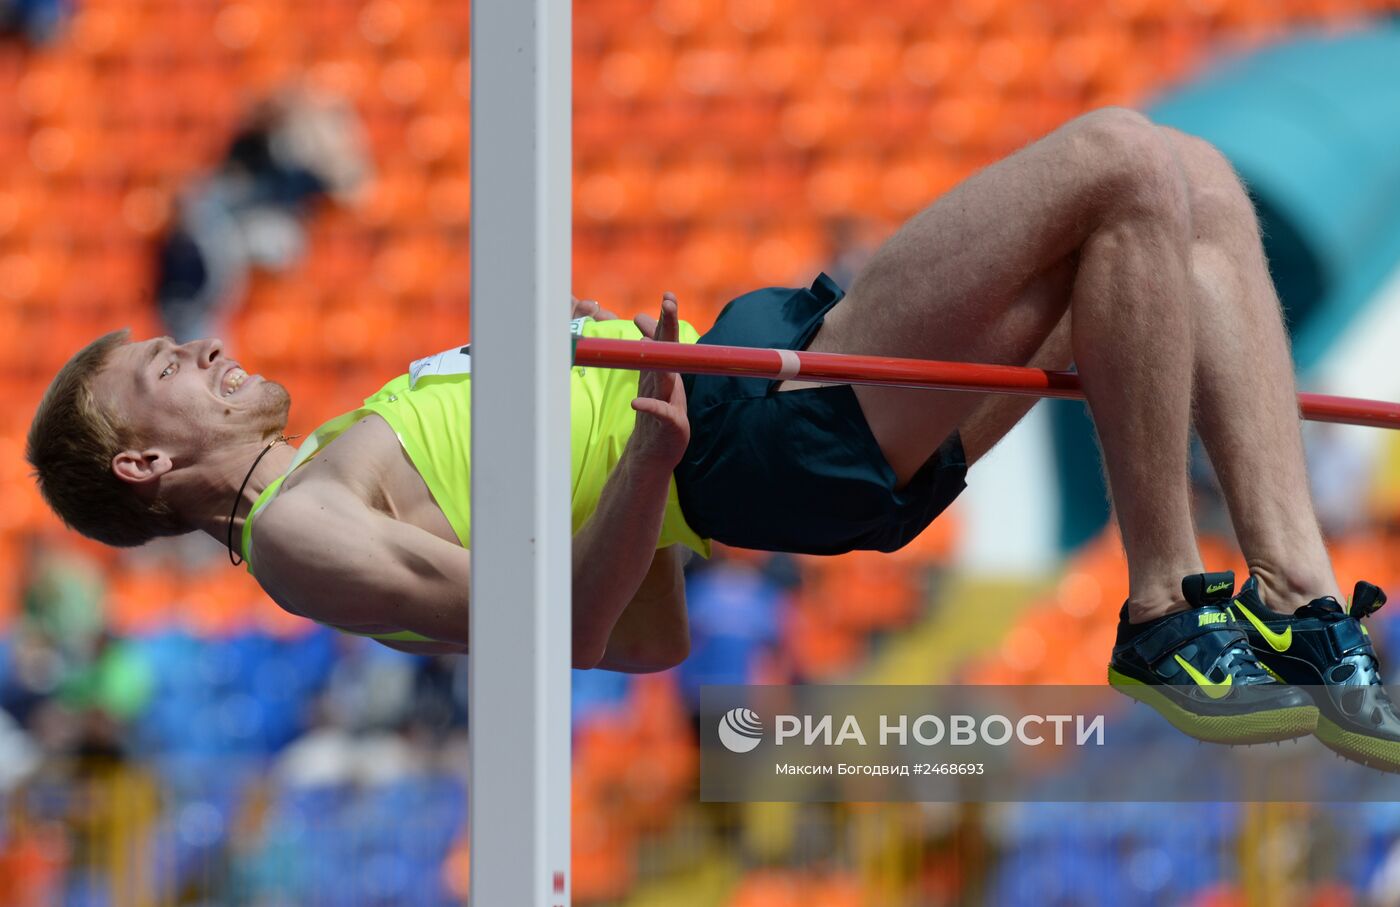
[240,317,711,643]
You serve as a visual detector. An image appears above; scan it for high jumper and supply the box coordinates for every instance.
[27,108,1400,768]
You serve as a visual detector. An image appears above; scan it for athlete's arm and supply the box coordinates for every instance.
[596,545,689,672]
[571,294,691,669]
[252,490,481,649]
[253,483,670,667]
[378,638,470,655]
[571,446,681,668]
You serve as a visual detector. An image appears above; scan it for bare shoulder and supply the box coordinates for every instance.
[249,484,374,620]
[250,484,473,644]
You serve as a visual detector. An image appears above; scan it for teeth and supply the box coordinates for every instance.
[223,368,246,397]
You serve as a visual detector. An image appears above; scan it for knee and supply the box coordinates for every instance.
[1064,107,1190,228]
[1162,129,1261,243]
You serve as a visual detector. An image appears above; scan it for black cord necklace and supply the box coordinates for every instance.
[226,434,300,566]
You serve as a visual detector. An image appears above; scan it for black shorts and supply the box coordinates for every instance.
[674,273,968,555]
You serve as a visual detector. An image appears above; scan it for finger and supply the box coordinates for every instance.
[636,368,669,399]
[634,312,658,337]
[631,396,679,420]
[661,295,679,342]
[652,295,678,342]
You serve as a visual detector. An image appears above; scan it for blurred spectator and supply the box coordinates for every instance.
[156,87,370,342]
[0,630,62,731]
[19,538,104,665]
[402,653,468,743]
[270,635,442,789]
[1,540,105,730]
[0,707,40,792]
[50,630,155,761]
[3,540,154,763]
[676,554,784,708]
[274,695,425,790]
[320,635,418,734]
[0,0,69,45]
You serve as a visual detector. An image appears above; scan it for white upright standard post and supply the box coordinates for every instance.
[469,0,572,904]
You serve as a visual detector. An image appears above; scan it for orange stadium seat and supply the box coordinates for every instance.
[809,872,867,907]
[730,870,805,907]
[650,0,709,39]
[889,506,960,566]
[823,31,903,94]
[679,226,750,286]
[571,798,634,902]
[747,38,826,95]
[0,537,16,629]
[806,155,879,218]
[749,223,826,286]
[598,41,675,103]
[974,31,1053,94]
[578,158,656,224]
[729,0,800,36]
[106,564,178,636]
[778,91,856,150]
[785,594,867,679]
[674,42,745,98]
[1329,534,1396,595]
[809,551,923,632]
[361,0,436,51]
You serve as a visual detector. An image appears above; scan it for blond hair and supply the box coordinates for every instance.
[27,329,187,547]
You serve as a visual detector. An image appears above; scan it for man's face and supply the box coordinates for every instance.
[99,336,291,465]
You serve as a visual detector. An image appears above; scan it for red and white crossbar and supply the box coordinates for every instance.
[574,337,1400,431]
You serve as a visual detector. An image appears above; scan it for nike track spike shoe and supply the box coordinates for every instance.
[1108,571,1318,745]
[1233,576,1400,772]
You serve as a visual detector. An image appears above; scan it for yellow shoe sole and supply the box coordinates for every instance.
[1108,667,1318,745]
[1314,715,1400,773]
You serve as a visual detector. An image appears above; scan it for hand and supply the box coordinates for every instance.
[572,294,619,321]
[628,293,689,468]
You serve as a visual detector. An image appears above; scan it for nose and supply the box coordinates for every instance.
[196,337,224,367]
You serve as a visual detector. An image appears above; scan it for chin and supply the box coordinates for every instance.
[253,379,293,431]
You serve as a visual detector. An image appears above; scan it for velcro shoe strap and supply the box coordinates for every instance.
[1134,612,1241,667]
[1326,619,1370,658]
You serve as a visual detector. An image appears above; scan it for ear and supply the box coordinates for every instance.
[112,448,173,487]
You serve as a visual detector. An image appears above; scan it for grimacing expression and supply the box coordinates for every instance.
[99,336,291,461]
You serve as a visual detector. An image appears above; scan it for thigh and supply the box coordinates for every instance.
[799,111,1123,483]
[954,299,1073,467]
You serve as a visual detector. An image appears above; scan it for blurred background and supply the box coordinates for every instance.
[3,0,1400,904]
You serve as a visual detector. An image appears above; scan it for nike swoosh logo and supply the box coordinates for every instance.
[1233,599,1293,652]
[1174,654,1234,699]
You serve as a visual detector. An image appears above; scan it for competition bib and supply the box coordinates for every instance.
[409,319,589,389]
[409,344,471,388]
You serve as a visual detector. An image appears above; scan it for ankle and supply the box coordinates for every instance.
[1125,586,1188,624]
[1247,560,1341,612]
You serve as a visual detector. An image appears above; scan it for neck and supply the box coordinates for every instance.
[186,435,300,550]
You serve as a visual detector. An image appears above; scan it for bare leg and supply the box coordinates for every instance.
[797,108,1201,618]
[1159,127,1342,609]
[954,266,1073,464]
